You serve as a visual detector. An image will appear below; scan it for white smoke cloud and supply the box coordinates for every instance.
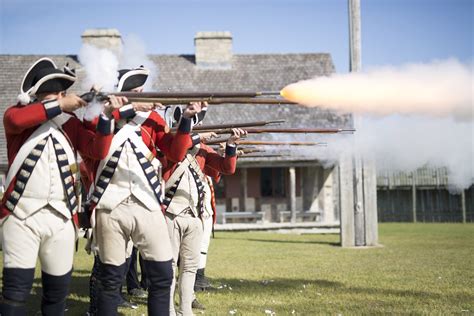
[78,44,119,121]
[282,59,473,121]
[277,59,474,190]
[120,34,158,91]
[79,44,119,92]
[77,35,157,121]
[277,115,473,191]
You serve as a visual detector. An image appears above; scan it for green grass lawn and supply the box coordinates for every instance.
[1,223,473,315]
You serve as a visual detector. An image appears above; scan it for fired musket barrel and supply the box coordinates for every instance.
[123,97,295,105]
[113,91,281,98]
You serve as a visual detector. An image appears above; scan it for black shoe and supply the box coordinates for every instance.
[118,298,138,310]
[192,298,206,310]
[194,269,212,291]
[128,287,148,298]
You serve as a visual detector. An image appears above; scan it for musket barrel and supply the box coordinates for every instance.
[123,97,295,105]
[239,154,284,158]
[113,91,267,98]
[81,90,293,104]
[208,127,355,135]
[193,120,285,131]
[204,138,324,146]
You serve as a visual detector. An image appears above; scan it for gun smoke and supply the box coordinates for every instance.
[79,44,119,121]
[78,35,157,121]
[282,59,473,121]
[276,60,474,190]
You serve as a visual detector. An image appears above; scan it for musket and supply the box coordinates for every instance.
[80,91,295,105]
[237,140,326,146]
[191,120,285,131]
[239,148,265,154]
[204,138,326,146]
[204,127,355,134]
[239,154,285,158]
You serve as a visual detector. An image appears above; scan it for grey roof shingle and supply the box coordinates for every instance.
[0,53,352,168]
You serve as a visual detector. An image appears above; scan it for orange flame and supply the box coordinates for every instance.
[280,82,320,107]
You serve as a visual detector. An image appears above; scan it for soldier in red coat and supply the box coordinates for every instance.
[0,58,124,315]
[82,67,200,315]
[162,104,245,315]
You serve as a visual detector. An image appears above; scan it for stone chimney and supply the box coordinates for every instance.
[194,31,233,69]
[81,28,122,56]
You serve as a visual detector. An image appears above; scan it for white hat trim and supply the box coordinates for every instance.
[116,68,150,92]
[20,57,57,94]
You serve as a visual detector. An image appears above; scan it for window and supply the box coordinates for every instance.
[260,167,287,197]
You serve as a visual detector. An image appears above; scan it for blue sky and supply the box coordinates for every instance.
[0,0,472,72]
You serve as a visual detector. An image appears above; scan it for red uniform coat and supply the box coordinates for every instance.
[82,110,192,186]
[162,142,237,182]
[0,102,114,220]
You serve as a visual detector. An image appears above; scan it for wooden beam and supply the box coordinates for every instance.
[461,189,467,224]
[289,167,297,224]
[339,154,355,247]
[412,171,417,223]
[363,159,378,246]
[239,168,248,212]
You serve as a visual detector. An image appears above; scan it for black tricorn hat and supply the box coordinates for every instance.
[116,66,149,92]
[168,105,207,128]
[18,58,76,104]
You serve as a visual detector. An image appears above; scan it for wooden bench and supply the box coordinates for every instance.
[220,211,264,224]
[278,211,321,223]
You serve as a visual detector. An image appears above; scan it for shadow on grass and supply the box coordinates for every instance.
[205,277,474,303]
[25,275,473,314]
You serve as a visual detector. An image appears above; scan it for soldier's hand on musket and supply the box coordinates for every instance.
[217,142,226,155]
[199,132,218,142]
[132,102,157,112]
[183,102,203,118]
[59,93,87,112]
[154,102,166,110]
[227,128,247,145]
[104,95,128,118]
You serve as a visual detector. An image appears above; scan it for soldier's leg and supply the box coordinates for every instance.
[177,216,203,316]
[138,252,149,290]
[38,208,75,316]
[126,247,140,293]
[95,207,130,315]
[131,199,173,316]
[88,255,101,315]
[0,214,41,315]
[165,213,181,316]
[195,214,213,291]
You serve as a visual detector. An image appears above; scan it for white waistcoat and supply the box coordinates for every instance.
[95,141,161,212]
[166,167,200,217]
[94,112,162,212]
[5,114,77,220]
[14,138,70,219]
